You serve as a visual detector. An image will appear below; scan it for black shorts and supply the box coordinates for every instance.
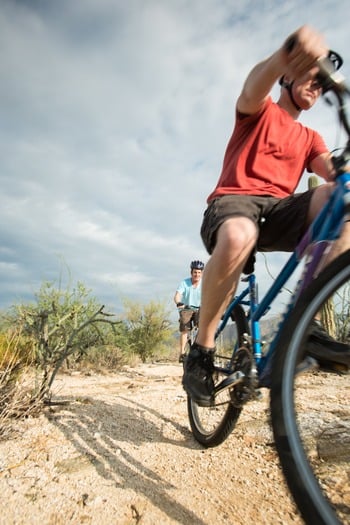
[200,192,315,254]
[179,308,200,332]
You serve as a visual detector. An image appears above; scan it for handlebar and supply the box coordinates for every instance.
[317,56,350,96]
[177,304,200,310]
[284,34,350,145]
[316,55,350,169]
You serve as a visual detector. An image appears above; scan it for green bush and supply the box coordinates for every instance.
[122,299,173,362]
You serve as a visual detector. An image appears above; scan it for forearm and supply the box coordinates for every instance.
[310,153,335,181]
[174,291,182,305]
[237,26,328,115]
[237,49,286,114]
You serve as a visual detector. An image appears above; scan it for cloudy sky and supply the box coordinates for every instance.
[1,0,349,319]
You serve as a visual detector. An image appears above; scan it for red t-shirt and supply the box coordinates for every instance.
[207,97,328,202]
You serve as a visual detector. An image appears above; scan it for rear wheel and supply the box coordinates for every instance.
[187,305,249,447]
[271,250,350,525]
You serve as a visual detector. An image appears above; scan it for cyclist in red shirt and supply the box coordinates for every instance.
[182,25,350,406]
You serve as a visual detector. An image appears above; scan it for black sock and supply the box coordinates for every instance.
[192,341,215,353]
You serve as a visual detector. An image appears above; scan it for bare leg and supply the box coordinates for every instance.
[324,221,350,262]
[179,332,188,356]
[196,217,258,349]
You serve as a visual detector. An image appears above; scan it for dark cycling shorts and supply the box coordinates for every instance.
[179,308,199,332]
[200,192,315,255]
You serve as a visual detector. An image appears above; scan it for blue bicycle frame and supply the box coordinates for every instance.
[215,171,350,380]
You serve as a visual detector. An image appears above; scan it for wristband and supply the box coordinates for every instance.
[176,302,184,307]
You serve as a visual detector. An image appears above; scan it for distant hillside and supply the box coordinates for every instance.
[218,313,282,352]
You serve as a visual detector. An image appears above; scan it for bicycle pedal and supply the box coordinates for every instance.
[296,356,319,375]
[215,371,245,393]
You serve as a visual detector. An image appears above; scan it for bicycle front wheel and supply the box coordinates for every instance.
[271,250,350,525]
[187,304,249,447]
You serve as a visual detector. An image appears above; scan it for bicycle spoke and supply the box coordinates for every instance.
[187,305,248,447]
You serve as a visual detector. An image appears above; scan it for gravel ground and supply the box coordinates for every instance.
[0,363,345,525]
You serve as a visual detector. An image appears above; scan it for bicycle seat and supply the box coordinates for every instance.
[243,252,256,275]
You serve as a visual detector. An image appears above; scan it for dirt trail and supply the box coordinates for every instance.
[0,363,304,524]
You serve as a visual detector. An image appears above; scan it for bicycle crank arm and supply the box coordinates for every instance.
[214,370,245,394]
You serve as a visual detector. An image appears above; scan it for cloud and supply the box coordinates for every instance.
[0,0,349,319]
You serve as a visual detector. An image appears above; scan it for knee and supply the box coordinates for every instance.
[316,182,335,200]
[308,183,335,220]
[216,217,257,253]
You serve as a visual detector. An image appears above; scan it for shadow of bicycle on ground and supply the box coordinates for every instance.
[47,390,206,525]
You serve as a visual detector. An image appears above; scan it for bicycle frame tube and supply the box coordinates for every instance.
[215,286,250,337]
[247,274,263,359]
[296,172,350,295]
[215,274,264,359]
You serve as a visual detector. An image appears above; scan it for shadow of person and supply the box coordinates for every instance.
[47,395,206,525]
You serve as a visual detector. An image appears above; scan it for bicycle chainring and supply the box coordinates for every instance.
[230,347,254,407]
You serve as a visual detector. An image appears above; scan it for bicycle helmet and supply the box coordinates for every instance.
[190,260,204,270]
[279,49,344,109]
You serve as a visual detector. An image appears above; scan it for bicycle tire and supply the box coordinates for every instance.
[271,250,350,525]
[187,304,249,447]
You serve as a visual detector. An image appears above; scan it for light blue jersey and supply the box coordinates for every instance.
[177,277,201,307]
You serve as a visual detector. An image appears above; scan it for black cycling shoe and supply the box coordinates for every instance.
[304,320,350,372]
[259,321,350,389]
[182,343,215,407]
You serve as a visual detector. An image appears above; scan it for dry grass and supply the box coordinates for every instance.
[0,330,41,440]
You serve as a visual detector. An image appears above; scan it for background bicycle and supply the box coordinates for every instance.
[185,57,350,525]
[179,305,200,363]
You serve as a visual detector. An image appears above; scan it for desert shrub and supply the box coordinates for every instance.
[67,344,127,372]
[7,280,120,401]
[122,299,173,362]
[0,329,40,440]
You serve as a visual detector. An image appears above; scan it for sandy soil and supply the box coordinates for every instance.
[0,363,331,524]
